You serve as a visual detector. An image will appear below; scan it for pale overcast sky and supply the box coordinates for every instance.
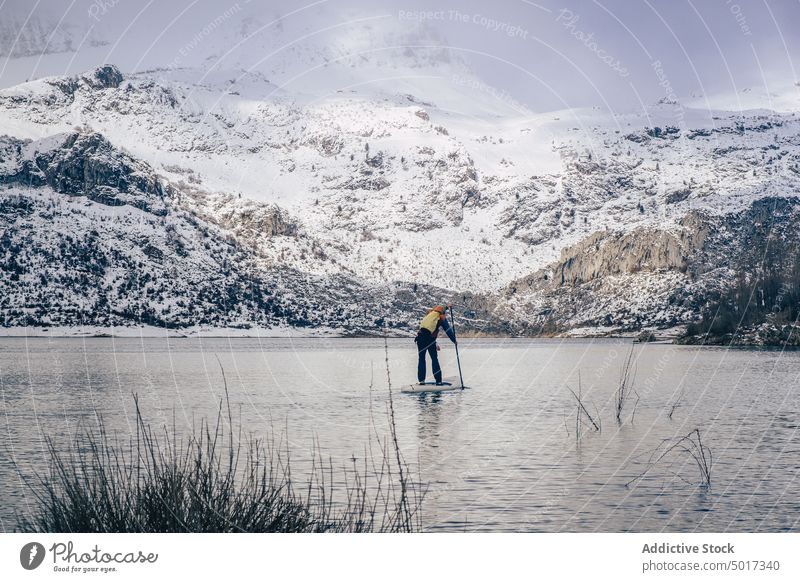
[1,0,798,112]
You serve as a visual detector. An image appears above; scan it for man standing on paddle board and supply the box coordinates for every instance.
[415,305,457,385]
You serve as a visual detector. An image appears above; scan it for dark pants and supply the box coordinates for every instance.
[416,328,441,383]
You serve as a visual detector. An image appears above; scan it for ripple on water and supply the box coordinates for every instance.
[1,338,799,531]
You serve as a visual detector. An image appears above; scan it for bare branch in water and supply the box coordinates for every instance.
[567,373,601,436]
[626,428,713,488]
[668,386,687,420]
[615,346,638,425]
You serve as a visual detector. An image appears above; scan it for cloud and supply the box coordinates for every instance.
[1,0,797,113]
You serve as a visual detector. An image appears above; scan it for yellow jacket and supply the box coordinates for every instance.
[420,310,444,333]
[418,306,456,343]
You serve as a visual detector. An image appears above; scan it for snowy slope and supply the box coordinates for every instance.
[686,80,800,114]
[1,20,799,337]
[3,65,799,294]
[0,130,505,333]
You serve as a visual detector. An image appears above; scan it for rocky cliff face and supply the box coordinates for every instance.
[498,196,800,336]
[1,132,168,214]
[552,227,693,287]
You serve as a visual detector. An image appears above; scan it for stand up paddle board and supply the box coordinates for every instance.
[401,376,465,393]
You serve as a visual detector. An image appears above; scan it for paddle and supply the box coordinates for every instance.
[448,304,465,390]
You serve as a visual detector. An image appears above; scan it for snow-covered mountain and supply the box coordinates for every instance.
[0,128,504,333]
[2,46,799,337]
[0,4,108,59]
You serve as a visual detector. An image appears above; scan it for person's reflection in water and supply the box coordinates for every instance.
[416,392,445,491]
[417,392,443,443]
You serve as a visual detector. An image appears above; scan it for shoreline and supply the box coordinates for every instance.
[1,325,797,347]
[0,324,669,340]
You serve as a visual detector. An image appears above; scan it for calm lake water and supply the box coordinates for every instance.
[1,336,799,532]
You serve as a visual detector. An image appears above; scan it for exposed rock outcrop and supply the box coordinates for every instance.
[500,196,800,338]
[1,131,167,215]
[81,65,124,90]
